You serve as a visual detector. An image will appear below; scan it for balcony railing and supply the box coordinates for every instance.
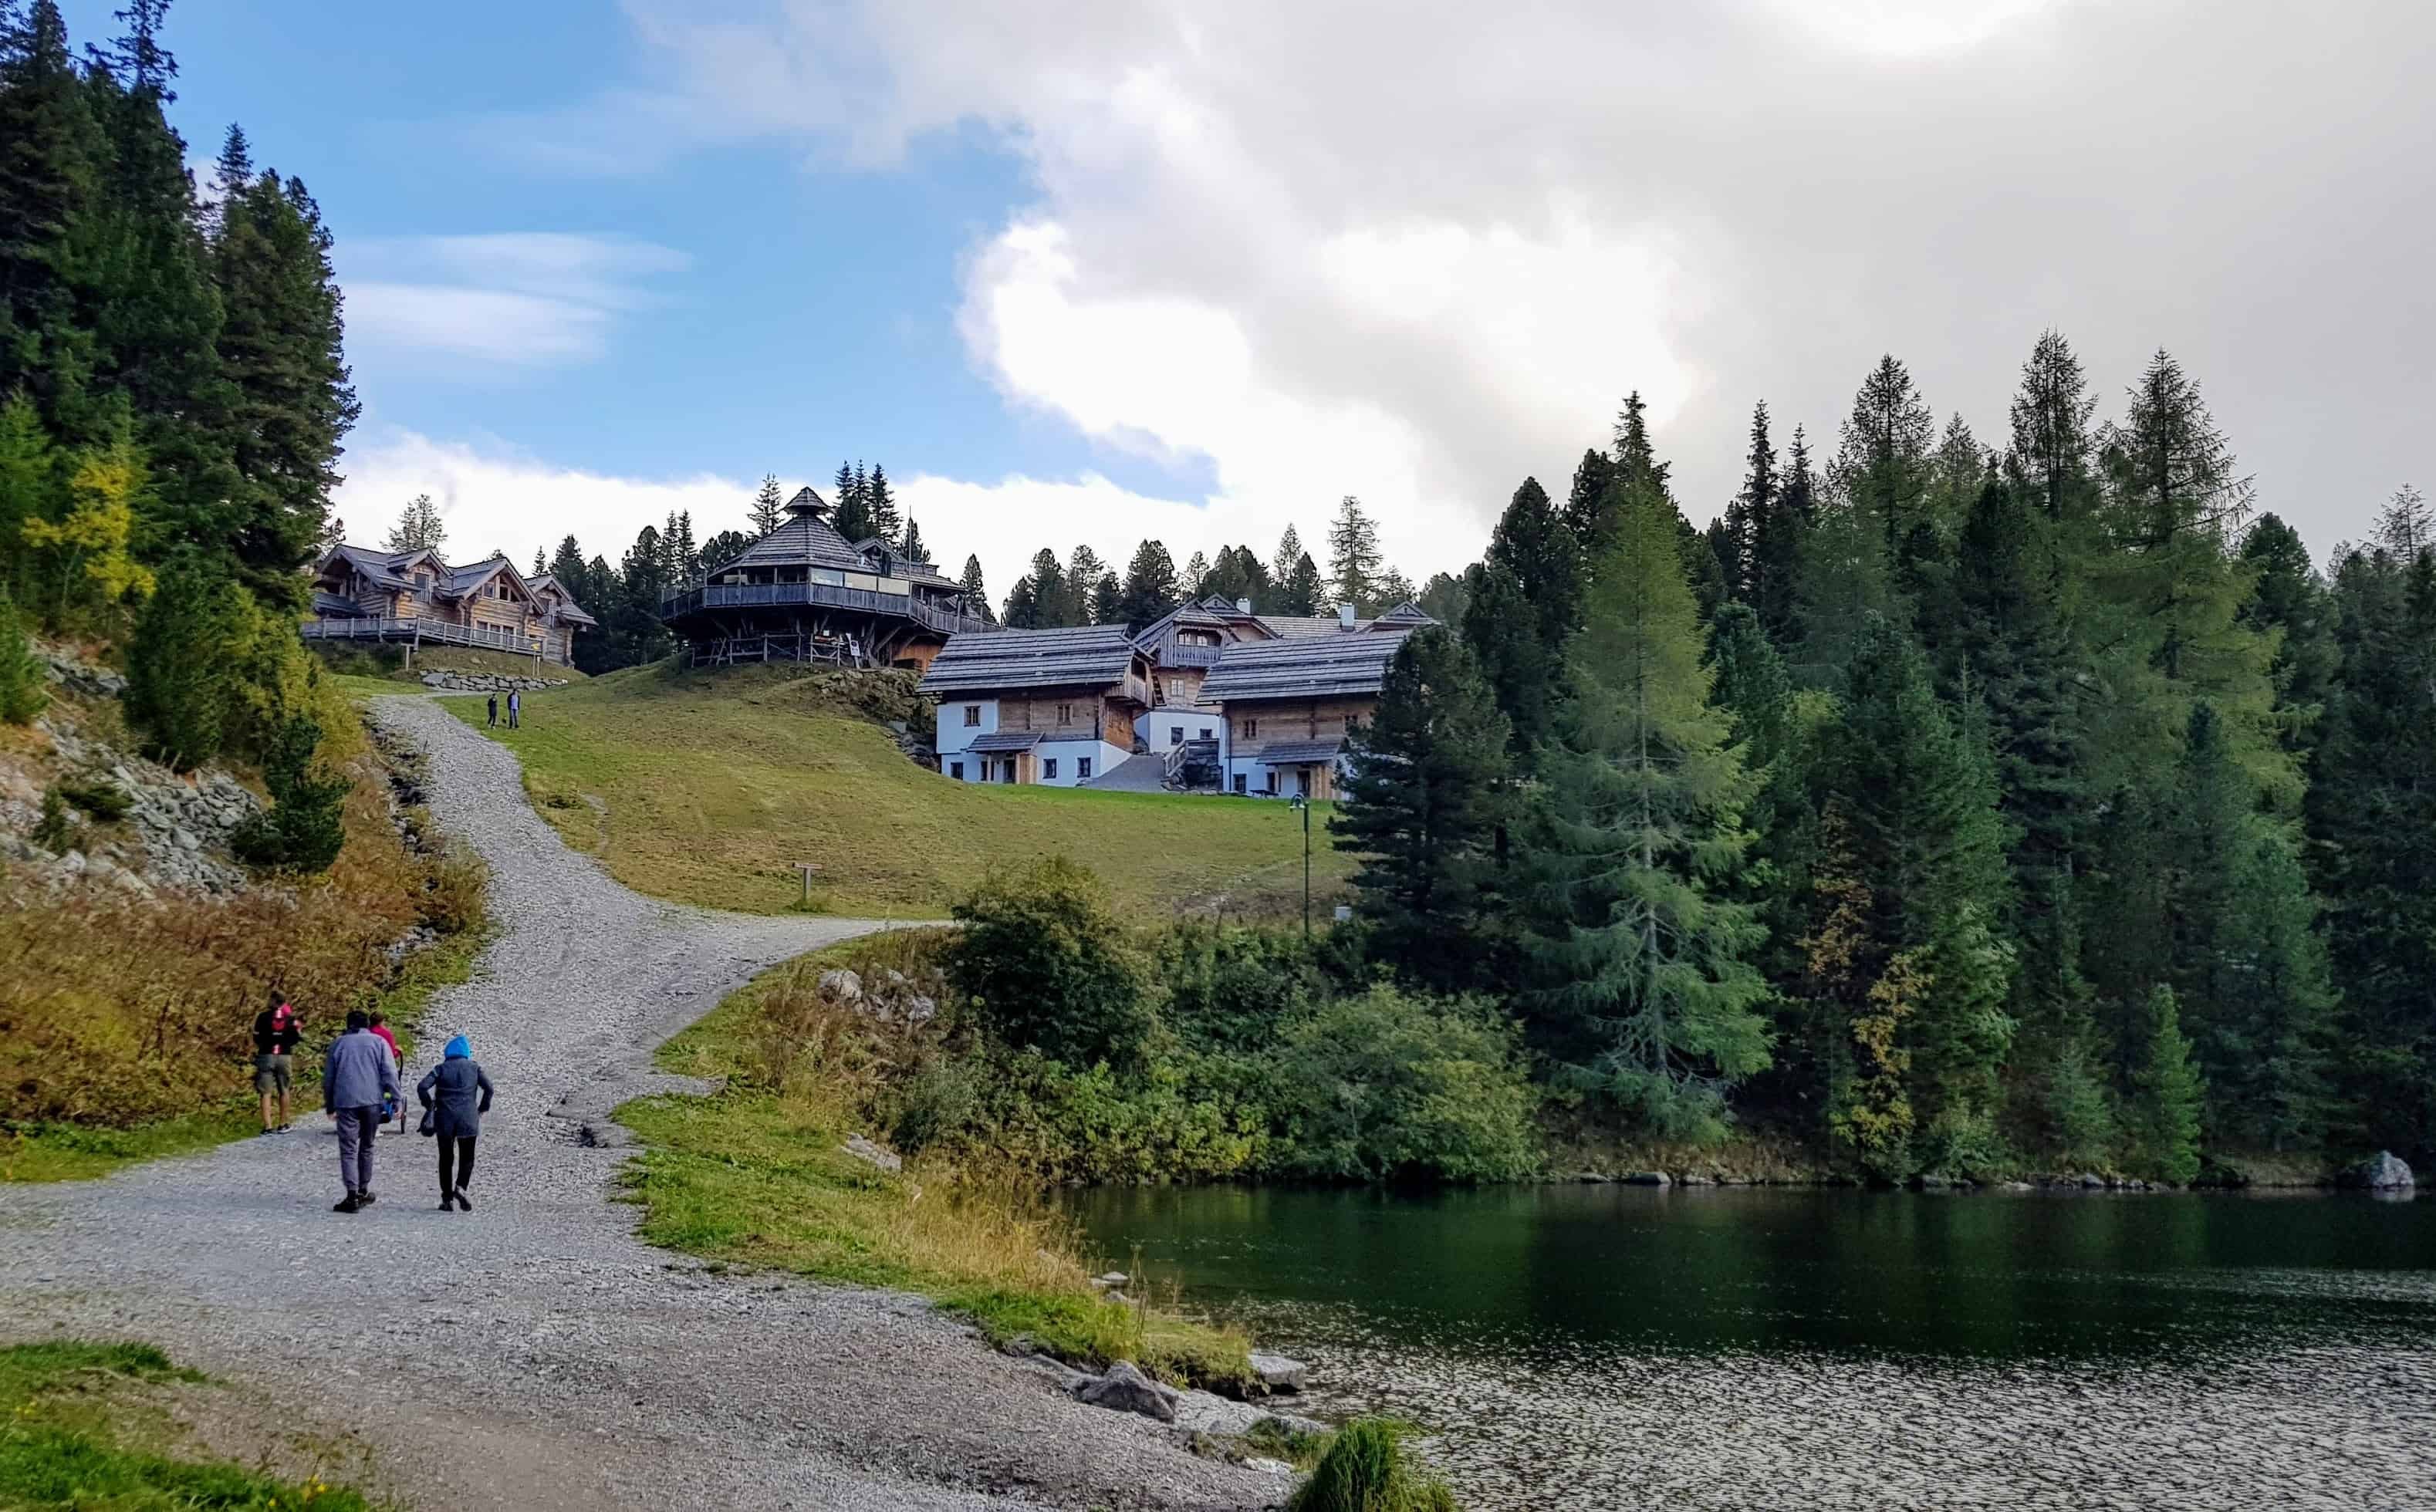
[659,580,994,638]
[301,615,566,664]
[1153,643,1224,669]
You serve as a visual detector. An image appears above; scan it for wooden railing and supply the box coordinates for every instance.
[301,615,566,664]
[659,581,994,637]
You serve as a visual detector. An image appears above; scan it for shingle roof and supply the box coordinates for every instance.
[1252,614,1357,638]
[526,575,599,625]
[1199,629,1414,703]
[1252,737,1346,764]
[918,624,1143,696]
[966,731,1044,753]
[312,589,367,618]
[1368,602,1434,629]
[324,545,432,592]
[718,510,870,575]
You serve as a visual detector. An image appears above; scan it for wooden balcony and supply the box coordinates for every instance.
[660,581,993,638]
[302,615,566,664]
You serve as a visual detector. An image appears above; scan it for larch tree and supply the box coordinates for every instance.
[2008,329,2100,524]
[1830,355,1934,564]
[383,493,444,554]
[1326,495,1383,610]
[1269,525,1305,593]
[1333,626,1515,994]
[1522,470,1772,1140]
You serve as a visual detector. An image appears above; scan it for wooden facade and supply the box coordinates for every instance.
[305,548,594,666]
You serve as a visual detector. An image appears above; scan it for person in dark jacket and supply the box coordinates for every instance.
[486,692,498,727]
[325,1010,400,1213]
[417,1035,494,1210]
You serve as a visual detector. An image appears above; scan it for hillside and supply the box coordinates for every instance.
[448,662,1355,920]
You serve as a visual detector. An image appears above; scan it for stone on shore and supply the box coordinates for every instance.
[1248,1352,1307,1393]
[819,968,863,1002]
[1077,1361,1180,1423]
[1621,1171,1671,1186]
[2338,1150,2415,1190]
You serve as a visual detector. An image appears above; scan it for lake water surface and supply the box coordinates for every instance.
[1070,1184,2436,1509]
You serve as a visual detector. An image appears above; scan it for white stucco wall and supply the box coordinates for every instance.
[1032,740,1131,787]
[1138,707,1223,751]
[934,697,998,764]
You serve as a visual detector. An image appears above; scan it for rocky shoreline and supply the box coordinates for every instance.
[1552,1148,2417,1193]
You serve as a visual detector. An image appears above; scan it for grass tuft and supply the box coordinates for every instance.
[1286,1419,1457,1512]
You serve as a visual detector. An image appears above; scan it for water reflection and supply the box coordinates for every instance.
[1072,1186,2436,1509]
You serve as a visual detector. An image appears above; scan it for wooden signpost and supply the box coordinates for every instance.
[797,862,823,909]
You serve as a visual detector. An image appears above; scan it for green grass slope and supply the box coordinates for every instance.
[449,663,1353,919]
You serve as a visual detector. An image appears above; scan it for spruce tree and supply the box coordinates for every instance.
[830,461,870,542]
[900,515,925,565]
[1019,548,1066,626]
[1732,401,1782,611]
[1181,549,1209,596]
[0,589,47,724]
[1561,447,1617,545]
[1115,538,1180,628]
[699,529,749,573]
[2208,829,2336,1151]
[549,535,589,600]
[1269,525,1304,593]
[383,493,444,553]
[866,462,900,546]
[1460,476,1580,768]
[1522,470,1772,1139]
[0,0,105,439]
[231,713,347,873]
[1000,573,1039,629]
[958,553,994,623]
[2127,984,2203,1183]
[2100,349,2259,686]
[749,473,785,535]
[1090,570,1120,626]
[2007,329,2098,522]
[1332,626,1515,993]
[1830,355,1934,562]
[1278,552,1323,616]
[1415,570,1468,626]
[2238,513,2337,759]
[1066,545,1106,623]
[125,560,248,771]
[1326,495,1382,610]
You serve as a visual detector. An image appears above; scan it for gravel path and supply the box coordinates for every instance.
[0,695,1281,1511]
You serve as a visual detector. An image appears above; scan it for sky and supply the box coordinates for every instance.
[71,0,2436,604]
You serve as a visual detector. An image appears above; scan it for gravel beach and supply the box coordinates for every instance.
[0,694,1281,1511]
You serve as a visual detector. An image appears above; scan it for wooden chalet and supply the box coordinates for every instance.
[303,546,595,665]
[1129,595,1274,775]
[1194,604,1432,798]
[919,625,1153,787]
[657,487,993,670]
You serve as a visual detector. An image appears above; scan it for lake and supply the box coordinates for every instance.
[1070,1183,2436,1509]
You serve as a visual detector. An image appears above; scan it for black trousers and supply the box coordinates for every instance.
[438,1133,477,1191]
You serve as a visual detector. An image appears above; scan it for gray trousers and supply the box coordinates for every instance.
[334,1105,379,1194]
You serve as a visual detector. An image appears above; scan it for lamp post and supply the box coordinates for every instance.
[1288,794,1311,940]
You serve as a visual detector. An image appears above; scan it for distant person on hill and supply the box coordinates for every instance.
[367,1012,404,1129]
[324,1010,399,1213]
[252,993,301,1134]
[486,691,498,727]
[417,1035,494,1211]
[507,689,520,730]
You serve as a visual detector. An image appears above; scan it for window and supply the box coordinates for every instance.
[1078,758,1093,778]
[1169,727,1184,745]
[1243,717,1259,738]
[1265,770,1279,794]
[1044,758,1059,780]
[963,706,981,727]
[1199,727,1214,740]
[1234,773,1248,794]
[950,761,964,781]
[1057,702,1074,724]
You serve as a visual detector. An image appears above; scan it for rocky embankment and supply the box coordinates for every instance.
[416,670,569,693]
[1558,1148,2417,1193]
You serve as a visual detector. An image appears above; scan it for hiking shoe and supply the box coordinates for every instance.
[333,1194,361,1213]
[454,1187,472,1210]
[438,1195,455,1210]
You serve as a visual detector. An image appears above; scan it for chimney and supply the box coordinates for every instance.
[1336,602,1356,629]
[1235,597,1252,615]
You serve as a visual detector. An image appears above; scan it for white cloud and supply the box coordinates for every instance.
[501,0,2431,566]
[340,235,687,370]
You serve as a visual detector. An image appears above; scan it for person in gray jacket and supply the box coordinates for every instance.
[324,1011,400,1213]
[417,1034,494,1210]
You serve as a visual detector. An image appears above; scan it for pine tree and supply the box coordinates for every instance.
[1000,574,1039,629]
[900,515,925,565]
[2238,513,2338,760]
[1332,627,1515,993]
[230,713,347,873]
[549,535,589,600]
[1807,616,2015,1175]
[2208,829,2336,1151]
[1115,538,1180,628]
[1830,355,1934,562]
[1522,466,1772,1139]
[210,159,359,606]
[749,473,785,536]
[124,560,250,771]
[2126,985,2203,1183]
[530,545,545,575]
[2375,483,2428,560]
[829,460,869,542]
[1066,545,1106,623]
[866,462,900,546]
[0,0,105,439]
[382,493,444,554]
[1278,552,1323,616]
[958,553,994,623]
[699,529,750,573]
[1461,477,1580,768]
[1326,495,1383,610]
[1090,570,1120,626]
[1415,570,1468,626]
[1269,525,1304,593]
[0,588,47,724]
[1180,550,1209,597]
[2008,329,2099,522]
[1561,447,1617,545]
[1016,548,1066,627]
[1730,401,1780,609]
[662,509,698,586]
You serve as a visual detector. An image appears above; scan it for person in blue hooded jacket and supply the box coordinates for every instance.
[417,1035,494,1211]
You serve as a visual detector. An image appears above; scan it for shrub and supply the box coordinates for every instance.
[58,774,132,822]
[417,844,488,934]
[123,563,250,771]
[1156,922,1325,1052]
[230,716,349,873]
[1269,986,1540,1183]
[31,787,72,852]
[0,590,46,724]
[1286,1419,1457,1512]
[944,856,1154,1068]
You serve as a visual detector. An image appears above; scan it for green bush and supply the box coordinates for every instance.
[230,715,348,873]
[945,855,1155,1068]
[31,787,72,852]
[1157,922,1325,1051]
[0,591,46,725]
[1269,986,1540,1182]
[58,774,132,822]
[123,563,250,772]
[1286,1419,1457,1512]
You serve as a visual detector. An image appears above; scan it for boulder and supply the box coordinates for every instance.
[1620,1170,1671,1186]
[2339,1150,2416,1190]
[1076,1361,1178,1423]
[2075,1172,2107,1190]
[1093,1271,1129,1288]
[1171,1389,1266,1436]
[839,1134,901,1173]
[819,969,863,1003]
[1248,1352,1307,1393]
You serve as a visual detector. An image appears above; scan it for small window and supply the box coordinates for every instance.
[1243,717,1259,738]
[1044,758,1059,780]
[950,761,964,780]
[1057,702,1074,724]
[1265,770,1279,794]
[1199,727,1213,739]
[963,706,981,727]
[1169,727,1184,745]
[1078,758,1093,778]
[1233,773,1247,794]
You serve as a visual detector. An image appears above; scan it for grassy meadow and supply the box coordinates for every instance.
[449,662,1356,920]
